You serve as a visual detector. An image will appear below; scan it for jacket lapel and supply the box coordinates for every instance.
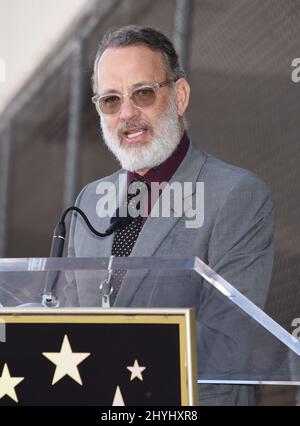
[115,142,208,306]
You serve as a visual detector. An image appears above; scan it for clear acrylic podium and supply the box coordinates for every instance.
[0,256,300,404]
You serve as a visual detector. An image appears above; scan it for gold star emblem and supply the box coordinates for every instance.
[42,334,90,385]
[127,359,146,381]
[0,363,24,403]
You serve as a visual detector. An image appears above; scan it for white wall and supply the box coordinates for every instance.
[0,0,93,112]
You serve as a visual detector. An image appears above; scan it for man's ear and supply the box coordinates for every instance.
[175,78,190,116]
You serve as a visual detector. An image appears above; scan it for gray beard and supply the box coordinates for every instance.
[100,96,182,172]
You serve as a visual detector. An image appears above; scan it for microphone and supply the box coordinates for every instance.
[13,193,136,308]
[41,206,134,307]
[48,206,134,260]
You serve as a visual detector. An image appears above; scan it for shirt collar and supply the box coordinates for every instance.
[127,131,190,187]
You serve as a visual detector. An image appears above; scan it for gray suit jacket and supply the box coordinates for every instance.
[67,141,274,406]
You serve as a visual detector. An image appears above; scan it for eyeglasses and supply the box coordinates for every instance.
[92,79,175,115]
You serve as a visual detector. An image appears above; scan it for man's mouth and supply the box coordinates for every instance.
[122,127,149,144]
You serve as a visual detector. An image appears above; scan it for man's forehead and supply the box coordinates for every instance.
[97,46,166,90]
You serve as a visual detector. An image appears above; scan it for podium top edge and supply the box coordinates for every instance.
[0,256,198,271]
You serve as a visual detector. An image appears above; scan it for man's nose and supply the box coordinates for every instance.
[119,96,140,121]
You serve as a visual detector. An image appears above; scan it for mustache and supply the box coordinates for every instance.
[117,120,153,139]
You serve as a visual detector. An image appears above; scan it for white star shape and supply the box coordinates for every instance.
[112,385,125,406]
[127,359,146,381]
[0,363,24,403]
[42,335,90,385]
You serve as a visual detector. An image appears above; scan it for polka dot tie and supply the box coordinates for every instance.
[110,177,148,302]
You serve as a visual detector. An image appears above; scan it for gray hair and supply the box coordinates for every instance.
[92,25,185,94]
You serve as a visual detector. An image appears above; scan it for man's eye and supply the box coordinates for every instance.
[136,88,153,97]
[103,96,120,105]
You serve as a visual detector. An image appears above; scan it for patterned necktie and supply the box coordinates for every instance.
[110,176,148,302]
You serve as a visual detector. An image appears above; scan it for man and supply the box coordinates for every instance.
[67,26,274,405]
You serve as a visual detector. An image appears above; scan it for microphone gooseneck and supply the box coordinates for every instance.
[42,205,134,307]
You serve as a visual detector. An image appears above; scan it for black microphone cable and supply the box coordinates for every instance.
[42,206,134,306]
